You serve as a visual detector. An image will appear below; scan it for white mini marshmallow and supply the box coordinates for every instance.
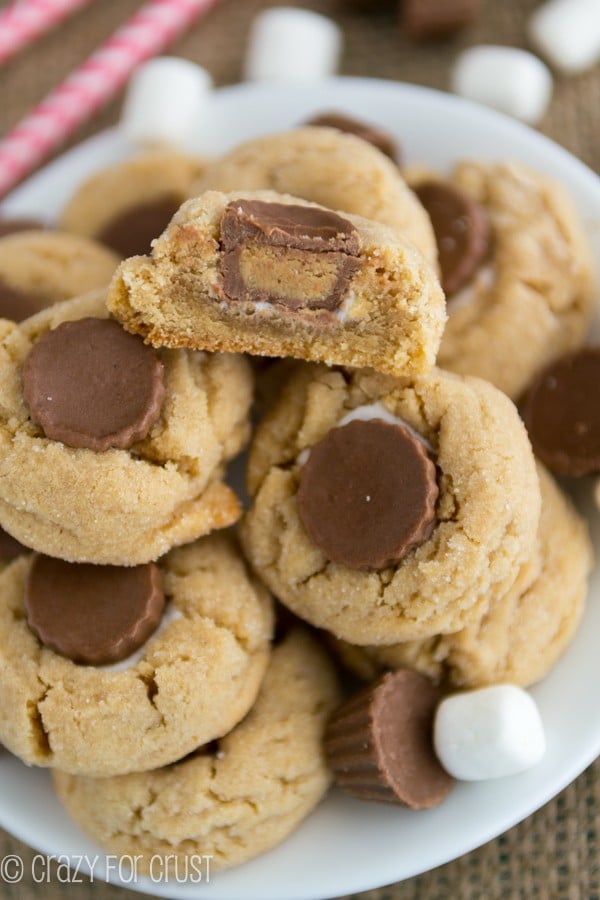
[244,7,342,82]
[434,684,546,781]
[121,57,213,148]
[529,0,600,74]
[451,45,553,125]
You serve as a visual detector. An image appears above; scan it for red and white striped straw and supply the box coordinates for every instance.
[0,0,96,66]
[0,0,219,200]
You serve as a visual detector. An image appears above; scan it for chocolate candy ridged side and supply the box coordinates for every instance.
[325,670,454,810]
[325,686,401,803]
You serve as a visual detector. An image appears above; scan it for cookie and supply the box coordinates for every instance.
[333,464,592,688]
[191,127,436,264]
[240,364,541,644]
[414,161,596,400]
[52,629,340,871]
[0,290,252,564]
[0,230,119,321]
[107,189,446,377]
[60,151,209,259]
[0,534,273,776]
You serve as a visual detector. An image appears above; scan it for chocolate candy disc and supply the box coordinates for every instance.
[0,280,41,322]
[220,198,362,312]
[0,528,28,562]
[325,669,454,809]
[0,217,48,238]
[98,195,181,258]
[23,317,165,451]
[414,180,490,297]
[403,0,481,40]
[297,419,438,570]
[521,347,600,476]
[25,555,165,665]
[304,111,400,162]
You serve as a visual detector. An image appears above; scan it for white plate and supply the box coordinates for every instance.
[1,77,600,900]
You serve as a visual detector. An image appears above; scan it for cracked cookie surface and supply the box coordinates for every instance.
[333,464,593,687]
[429,161,596,400]
[192,127,437,265]
[52,628,339,870]
[59,152,210,258]
[0,533,273,776]
[241,364,541,644]
[0,230,119,316]
[0,290,252,564]
[107,189,445,378]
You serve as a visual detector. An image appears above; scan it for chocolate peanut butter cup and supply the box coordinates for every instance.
[325,669,453,809]
[304,112,400,162]
[23,317,165,452]
[0,217,48,238]
[25,555,165,666]
[297,418,439,569]
[0,280,41,322]
[220,198,363,311]
[414,180,490,296]
[403,0,481,40]
[98,194,181,258]
[522,347,600,476]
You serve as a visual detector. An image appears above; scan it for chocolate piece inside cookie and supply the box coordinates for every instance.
[325,669,453,809]
[220,199,363,311]
[414,180,490,296]
[297,419,438,569]
[98,194,182,258]
[25,555,165,665]
[23,317,165,452]
[522,347,600,476]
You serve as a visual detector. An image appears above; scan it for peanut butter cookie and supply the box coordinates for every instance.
[107,189,445,377]
[333,464,593,687]
[240,364,541,644]
[413,161,596,400]
[60,151,209,258]
[53,629,339,870]
[0,534,273,776]
[0,230,119,321]
[0,290,252,564]
[192,127,436,263]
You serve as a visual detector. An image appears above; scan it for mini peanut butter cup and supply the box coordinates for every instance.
[304,112,400,162]
[403,0,481,40]
[98,194,181,258]
[414,180,490,296]
[22,317,165,452]
[297,419,438,569]
[0,280,42,322]
[325,669,453,809]
[25,555,165,666]
[521,347,600,476]
[0,528,28,562]
[220,198,363,312]
[0,217,48,238]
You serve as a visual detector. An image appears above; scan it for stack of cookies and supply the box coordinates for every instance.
[0,120,596,876]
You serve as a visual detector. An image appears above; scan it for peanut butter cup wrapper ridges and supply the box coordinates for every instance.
[325,671,453,809]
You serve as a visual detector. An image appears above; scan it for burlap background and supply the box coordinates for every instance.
[0,0,599,897]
